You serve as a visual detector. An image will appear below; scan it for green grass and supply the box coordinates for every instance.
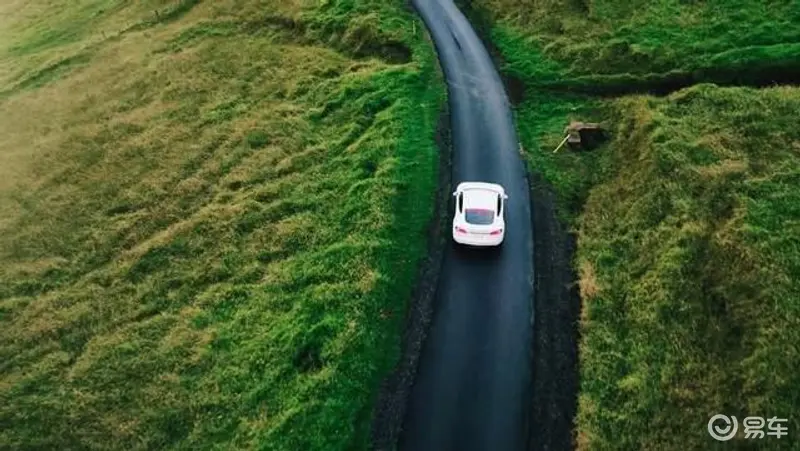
[513,91,607,222]
[475,0,800,89]
[0,0,443,449]
[575,85,800,450]
[517,88,800,451]
[471,1,800,449]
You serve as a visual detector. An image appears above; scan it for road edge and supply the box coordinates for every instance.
[369,96,452,451]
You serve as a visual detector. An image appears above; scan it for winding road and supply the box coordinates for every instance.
[399,1,535,450]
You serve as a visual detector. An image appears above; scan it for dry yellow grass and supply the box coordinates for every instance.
[577,259,598,327]
[577,259,599,301]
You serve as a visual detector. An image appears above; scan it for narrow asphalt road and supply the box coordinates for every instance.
[399,1,535,451]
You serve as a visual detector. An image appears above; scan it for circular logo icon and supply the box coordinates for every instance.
[708,414,738,441]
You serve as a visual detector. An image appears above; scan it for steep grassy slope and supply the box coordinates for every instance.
[576,85,800,449]
[476,0,800,90]
[469,0,800,449]
[0,1,442,449]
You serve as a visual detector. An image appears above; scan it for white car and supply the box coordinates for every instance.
[452,181,508,247]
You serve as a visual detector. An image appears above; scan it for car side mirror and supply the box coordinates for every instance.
[503,194,509,200]
[452,191,458,197]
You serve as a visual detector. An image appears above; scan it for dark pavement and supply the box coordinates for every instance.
[398,1,535,450]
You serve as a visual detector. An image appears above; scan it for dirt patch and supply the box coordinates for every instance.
[527,172,581,451]
[370,103,452,451]
[353,41,412,65]
[504,74,526,106]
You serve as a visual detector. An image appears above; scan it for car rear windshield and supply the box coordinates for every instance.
[464,208,495,225]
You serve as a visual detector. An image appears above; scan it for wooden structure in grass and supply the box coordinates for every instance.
[552,121,608,153]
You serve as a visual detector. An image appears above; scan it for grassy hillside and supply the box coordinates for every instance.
[470,0,800,449]
[476,0,800,89]
[0,1,442,449]
[577,85,800,450]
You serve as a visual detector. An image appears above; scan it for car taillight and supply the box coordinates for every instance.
[489,229,503,235]
[455,226,468,234]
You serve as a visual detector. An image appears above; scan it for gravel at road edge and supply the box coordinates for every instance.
[528,173,581,451]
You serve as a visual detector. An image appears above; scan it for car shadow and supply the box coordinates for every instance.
[449,239,504,262]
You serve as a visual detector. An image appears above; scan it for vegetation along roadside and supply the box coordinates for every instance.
[0,0,444,449]
[468,0,800,449]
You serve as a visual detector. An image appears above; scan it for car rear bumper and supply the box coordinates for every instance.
[453,232,504,247]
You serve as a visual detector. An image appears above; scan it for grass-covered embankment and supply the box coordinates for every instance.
[576,85,800,449]
[0,1,442,449]
[469,0,800,449]
[477,0,800,93]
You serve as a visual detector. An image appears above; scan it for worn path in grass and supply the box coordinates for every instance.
[399,1,534,450]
